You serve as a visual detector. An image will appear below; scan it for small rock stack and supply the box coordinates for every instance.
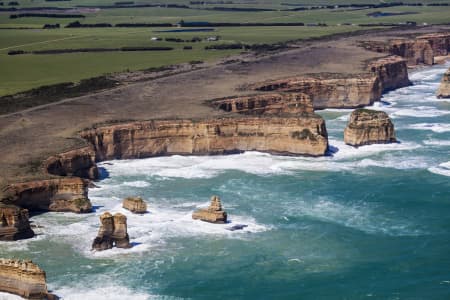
[437,68,450,98]
[122,197,147,214]
[344,109,396,147]
[0,204,35,241]
[192,196,227,224]
[92,212,131,251]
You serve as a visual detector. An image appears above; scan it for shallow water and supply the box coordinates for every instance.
[1,62,450,299]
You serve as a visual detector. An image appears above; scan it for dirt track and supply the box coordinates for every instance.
[1,25,448,187]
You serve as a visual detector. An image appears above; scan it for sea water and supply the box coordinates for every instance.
[0,62,449,300]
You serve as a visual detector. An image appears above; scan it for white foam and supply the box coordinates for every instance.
[122,181,151,188]
[0,292,24,300]
[408,123,450,133]
[428,161,450,177]
[54,284,167,300]
[423,139,450,146]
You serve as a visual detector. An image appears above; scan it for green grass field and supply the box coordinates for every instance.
[1,0,450,97]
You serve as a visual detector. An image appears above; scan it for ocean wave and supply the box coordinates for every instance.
[122,181,151,188]
[408,123,450,133]
[428,161,450,177]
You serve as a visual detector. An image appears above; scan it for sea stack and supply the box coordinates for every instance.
[0,204,35,241]
[92,212,131,251]
[192,196,227,224]
[122,197,147,214]
[344,109,396,147]
[437,68,450,98]
[0,258,50,299]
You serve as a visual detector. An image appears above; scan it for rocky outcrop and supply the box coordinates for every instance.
[0,204,34,241]
[417,33,450,57]
[45,147,99,180]
[249,74,382,109]
[81,117,329,158]
[389,39,434,66]
[437,68,450,98]
[122,197,147,214]
[210,93,314,115]
[3,178,92,213]
[0,259,50,299]
[368,56,411,92]
[344,109,396,147]
[192,195,227,223]
[92,212,131,251]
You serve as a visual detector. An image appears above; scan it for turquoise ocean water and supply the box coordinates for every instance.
[0,62,449,300]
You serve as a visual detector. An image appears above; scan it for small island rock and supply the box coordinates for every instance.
[437,68,450,98]
[0,204,35,241]
[92,212,131,251]
[344,109,396,147]
[192,196,227,224]
[122,197,147,214]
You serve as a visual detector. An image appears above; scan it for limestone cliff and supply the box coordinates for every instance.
[0,259,50,299]
[192,195,227,223]
[368,56,411,92]
[92,212,131,251]
[45,147,99,180]
[389,39,434,66]
[249,74,382,109]
[417,33,450,57]
[3,178,92,213]
[81,117,329,159]
[210,93,314,115]
[437,68,450,98]
[344,109,396,147]
[0,204,34,241]
[123,197,147,214]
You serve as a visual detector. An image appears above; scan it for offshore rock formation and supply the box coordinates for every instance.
[0,204,34,241]
[45,147,99,180]
[368,56,411,92]
[3,178,92,213]
[437,68,450,98]
[192,195,227,223]
[0,259,51,299]
[92,212,131,251]
[81,117,329,158]
[417,33,450,57]
[123,196,147,214]
[249,74,382,109]
[210,93,314,115]
[344,109,396,147]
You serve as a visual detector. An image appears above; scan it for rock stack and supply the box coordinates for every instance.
[192,196,227,224]
[0,204,35,241]
[122,197,147,214]
[92,212,131,251]
[437,68,450,98]
[344,109,396,147]
[0,258,51,299]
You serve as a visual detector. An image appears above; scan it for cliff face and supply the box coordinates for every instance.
[389,39,434,66]
[344,109,396,147]
[0,204,35,241]
[250,74,382,109]
[210,93,314,115]
[81,117,329,159]
[437,68,450,98]
[417,33,450,57]
[45,147,99,180]
[368,56,411,92]
[0,259,49,299]
[3,178,92,213]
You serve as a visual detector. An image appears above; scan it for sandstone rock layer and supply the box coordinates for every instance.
[417,33,450,57]
[368,56,411,92]
[250,74,382,109]
[3,178,92,213]
[81,117,329,159]
[123,197,147,214]
[0,204,34,241]
[437,68,450,98]
[0,259,49,299]
[192,196,227,223]
[210,93,314,115]
[45,147,99,180]
[344,109,396,147]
